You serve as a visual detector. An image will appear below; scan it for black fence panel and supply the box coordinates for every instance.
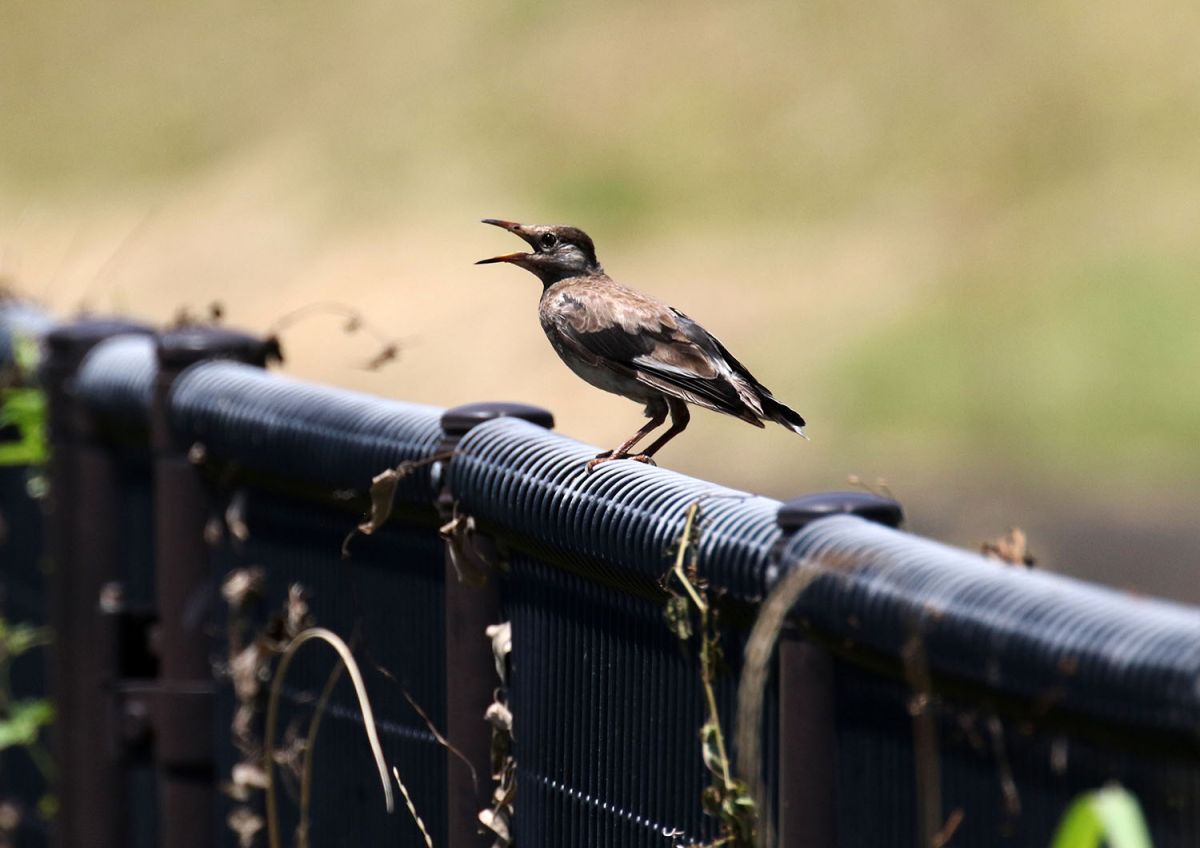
[502,555,777,847]
[778,512,1200,847]
[168,362,451,847]
[211,491,448,848]
[446,416,784,845]
[831,661,1200,847]
[780,514,1200,732]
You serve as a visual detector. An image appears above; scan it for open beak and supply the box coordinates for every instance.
[477,218,537,265]
[475,252,528,266]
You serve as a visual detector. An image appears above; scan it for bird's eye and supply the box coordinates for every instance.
[539,233,558,249]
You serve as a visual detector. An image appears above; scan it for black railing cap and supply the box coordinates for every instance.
[441,401,554,437]
[157,325,277,370]
[46,317,155,358]
[777,490,904,534]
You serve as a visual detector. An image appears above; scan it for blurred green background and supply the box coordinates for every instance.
[2,0,1197,597]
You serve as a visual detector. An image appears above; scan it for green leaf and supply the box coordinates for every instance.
[1050,786,1154,848]
[0,387,48,465]
[0,699,55,751]
[3,623,52,656]
[12,335,42,376]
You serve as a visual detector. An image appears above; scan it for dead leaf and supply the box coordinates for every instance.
[343,453,458,558]
[362,343,399,371]
[485,621,511,684]
[285,584,312,638]
[478,807,511,845]
[224,489,250,544]
[230,643,266,703]
[342,460,428,557]
[221,568,265,611]
[484,700,512,734]
[981,527,1035,567]
[361,467,403,534]
[441,511,493,586]
[231,762,268,791]
[227,807,264,848]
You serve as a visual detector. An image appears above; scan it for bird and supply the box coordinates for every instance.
[476,219,807,470]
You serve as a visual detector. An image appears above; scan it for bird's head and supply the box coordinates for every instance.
[476,220,602,286]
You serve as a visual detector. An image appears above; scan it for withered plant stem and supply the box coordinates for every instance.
[672,502,707,614]
[296,662,345,848]
[264,627,393,848]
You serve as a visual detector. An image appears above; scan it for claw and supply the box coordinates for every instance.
[586,456,611,472]
[587,450,626,472]
[585,451,657,472]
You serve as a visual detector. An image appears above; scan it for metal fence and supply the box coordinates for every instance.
[3,307,1199,848]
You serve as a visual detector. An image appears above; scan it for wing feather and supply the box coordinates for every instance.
[545,282,761,422]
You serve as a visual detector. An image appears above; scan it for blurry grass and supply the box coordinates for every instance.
[831,252,1200,485]
[3,1,1198,229]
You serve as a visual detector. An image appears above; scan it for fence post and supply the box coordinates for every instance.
[436,402,554,848]
[774,491,904,848]
[42,318,154,848]
[151,327,275,848]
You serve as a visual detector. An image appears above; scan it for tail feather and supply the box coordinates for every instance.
[761,394,808,438]
[687,321,807,439]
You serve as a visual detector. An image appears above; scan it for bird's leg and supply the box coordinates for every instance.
[587,405,667,471]
[633,398,690,462]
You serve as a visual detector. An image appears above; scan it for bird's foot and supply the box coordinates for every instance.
[586,451,657,472]
[586,451,623,472]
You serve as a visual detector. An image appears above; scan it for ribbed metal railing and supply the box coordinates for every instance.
[76,334,157,428]
[169,361,444,499]
[780,514,1200,732]
[447,415,782,599]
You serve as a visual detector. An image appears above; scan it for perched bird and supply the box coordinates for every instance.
[477,219,807,470]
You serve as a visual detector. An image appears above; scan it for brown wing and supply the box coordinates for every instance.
[544,280,765,424]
